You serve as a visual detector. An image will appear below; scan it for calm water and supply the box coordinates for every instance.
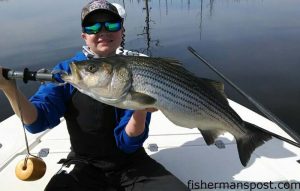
[0,0,299,135]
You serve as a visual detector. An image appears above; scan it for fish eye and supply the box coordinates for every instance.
[86,64,98,73]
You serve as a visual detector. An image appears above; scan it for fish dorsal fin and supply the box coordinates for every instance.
[199,78,226,98]
[158,57,183,67]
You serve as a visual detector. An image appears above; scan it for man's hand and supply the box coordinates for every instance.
[125,108,158,137]
[0,67,16,91]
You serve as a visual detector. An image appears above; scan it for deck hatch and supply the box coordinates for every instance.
[147,143,158,152]
[38,148,50,158]
[215,140,226,149]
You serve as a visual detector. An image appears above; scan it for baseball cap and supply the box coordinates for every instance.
[81,0,122,26]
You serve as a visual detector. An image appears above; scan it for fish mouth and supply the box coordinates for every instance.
[61,62,82,82]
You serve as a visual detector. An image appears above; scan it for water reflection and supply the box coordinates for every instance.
[199,0,204,39]
[124,0,216,54]
[136,0,160,56]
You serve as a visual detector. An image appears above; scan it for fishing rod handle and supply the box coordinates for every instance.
[1,68,54,83]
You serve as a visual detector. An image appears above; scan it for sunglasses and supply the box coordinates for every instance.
[83,21,122,34]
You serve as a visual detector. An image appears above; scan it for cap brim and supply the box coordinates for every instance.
[82,9,122,26]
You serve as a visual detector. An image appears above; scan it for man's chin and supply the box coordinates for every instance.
[95,47,115,57]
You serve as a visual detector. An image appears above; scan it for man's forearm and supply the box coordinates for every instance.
[125,110,147,137]
[3,85,37,125]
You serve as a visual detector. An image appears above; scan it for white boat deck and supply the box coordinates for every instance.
[0,100,300,191]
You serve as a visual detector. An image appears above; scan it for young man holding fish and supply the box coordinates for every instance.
[0,0,189,190]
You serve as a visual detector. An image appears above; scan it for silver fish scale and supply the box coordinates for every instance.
[124,57,245,132]
[129,61,196,110]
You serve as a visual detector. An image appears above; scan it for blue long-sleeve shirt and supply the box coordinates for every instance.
[24,51,151,153]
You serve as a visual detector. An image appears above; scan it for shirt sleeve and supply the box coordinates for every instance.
[24,52,86,134]
[24,60,74,134]
[114,109,151,153]
[24,82,72,134]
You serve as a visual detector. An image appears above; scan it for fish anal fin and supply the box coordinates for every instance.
[198,128,224,145]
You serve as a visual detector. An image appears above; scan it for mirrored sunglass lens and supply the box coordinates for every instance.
[105,22,121,32]
[84,23,101,34]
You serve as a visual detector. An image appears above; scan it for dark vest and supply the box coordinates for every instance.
[63,90,145,170]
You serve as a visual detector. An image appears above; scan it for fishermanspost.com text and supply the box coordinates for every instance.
[186,179,300,190]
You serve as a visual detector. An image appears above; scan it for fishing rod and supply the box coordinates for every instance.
[2,68,55,83]
[1,67,62,181]
[187,46,300,147]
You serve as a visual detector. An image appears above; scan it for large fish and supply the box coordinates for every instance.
[61,55,272,166]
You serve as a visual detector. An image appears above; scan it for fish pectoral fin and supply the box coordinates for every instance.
[131,92,157,105]
[198,128,225,145]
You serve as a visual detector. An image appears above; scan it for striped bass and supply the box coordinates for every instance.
[61,55,272,166]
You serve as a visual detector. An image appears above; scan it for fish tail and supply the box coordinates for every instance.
[236,121,272,166]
